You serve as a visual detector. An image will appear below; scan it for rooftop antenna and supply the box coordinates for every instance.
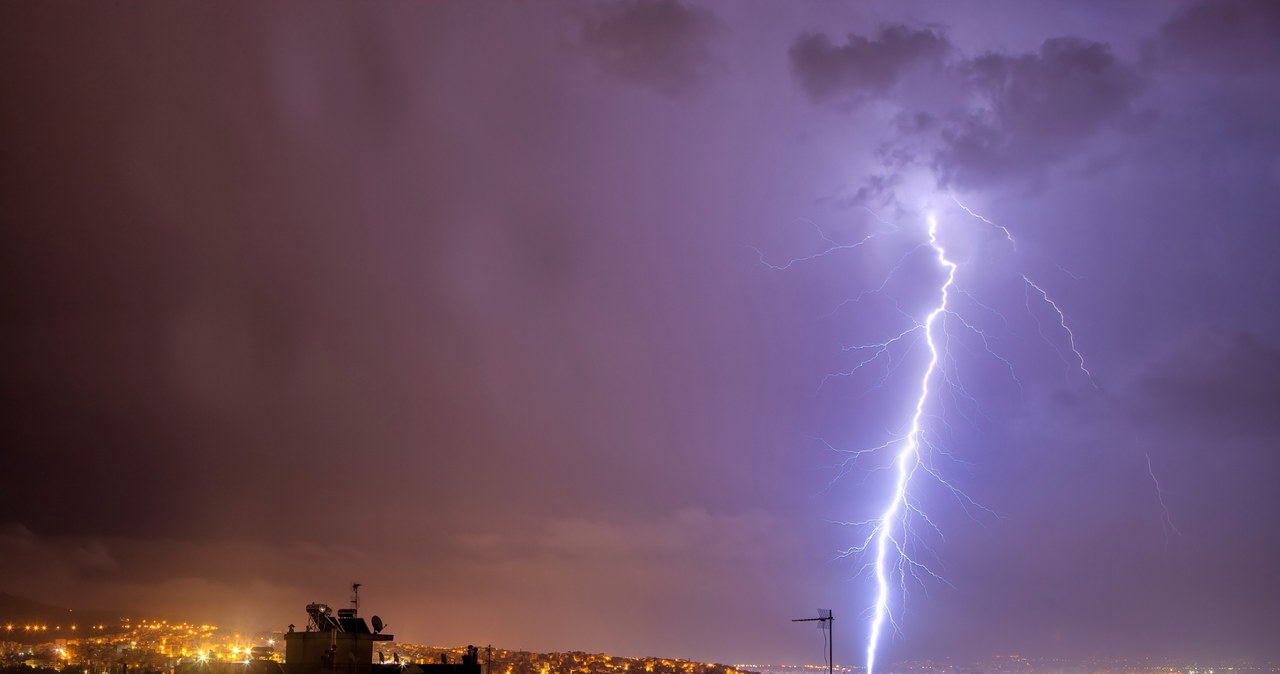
[351,582,361,616]
[792,609,833,674]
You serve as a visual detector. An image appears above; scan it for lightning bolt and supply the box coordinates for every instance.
[827,207,1086,674]
[763,209,993,674]
[756,200,1123,674]
[864,213,954,674]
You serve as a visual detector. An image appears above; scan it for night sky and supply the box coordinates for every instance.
[2,1,1279,668]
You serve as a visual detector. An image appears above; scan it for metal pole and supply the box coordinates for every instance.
[791,613,833,674]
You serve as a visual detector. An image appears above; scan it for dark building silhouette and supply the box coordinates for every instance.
[283,602,392,674]
[280,588,478,674]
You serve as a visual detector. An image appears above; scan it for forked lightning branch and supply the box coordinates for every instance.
[759,199,1096,674]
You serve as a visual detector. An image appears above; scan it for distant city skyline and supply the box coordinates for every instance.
[2,591,1274,674]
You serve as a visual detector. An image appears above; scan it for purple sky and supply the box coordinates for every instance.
[2,0,1279,668]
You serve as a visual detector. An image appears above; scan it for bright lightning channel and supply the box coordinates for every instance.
[757,202,1118,674]
[836,205,1087,674]
[864,213,954,674]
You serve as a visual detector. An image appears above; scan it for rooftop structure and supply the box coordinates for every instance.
[283,586,392,674]
[281,584,478,674]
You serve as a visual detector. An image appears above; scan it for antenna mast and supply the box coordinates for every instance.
[791,609,833,674]
[351,582,361,615]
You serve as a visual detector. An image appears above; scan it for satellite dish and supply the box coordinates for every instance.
[371,615,384,634]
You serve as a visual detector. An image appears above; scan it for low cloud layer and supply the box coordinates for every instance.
[0,510,813,659]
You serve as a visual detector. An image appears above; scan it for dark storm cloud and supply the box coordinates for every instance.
[836,172,903,211]
[1150,0,1280,74]
[787,24,1147,190]
[1131,328,1280,435]
[934,37,1146,189]
[787,24,948,103]
[1142,0,1280,154]
[575,0,720,96]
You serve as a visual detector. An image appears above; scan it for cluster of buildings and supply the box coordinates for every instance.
[1,586,754,674]
[1,617,276,674]
[0,586,435,674]
[396,647,749,674]
[26,590,1266,674]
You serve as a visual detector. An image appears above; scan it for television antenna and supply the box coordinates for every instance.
[791,609,833,674]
